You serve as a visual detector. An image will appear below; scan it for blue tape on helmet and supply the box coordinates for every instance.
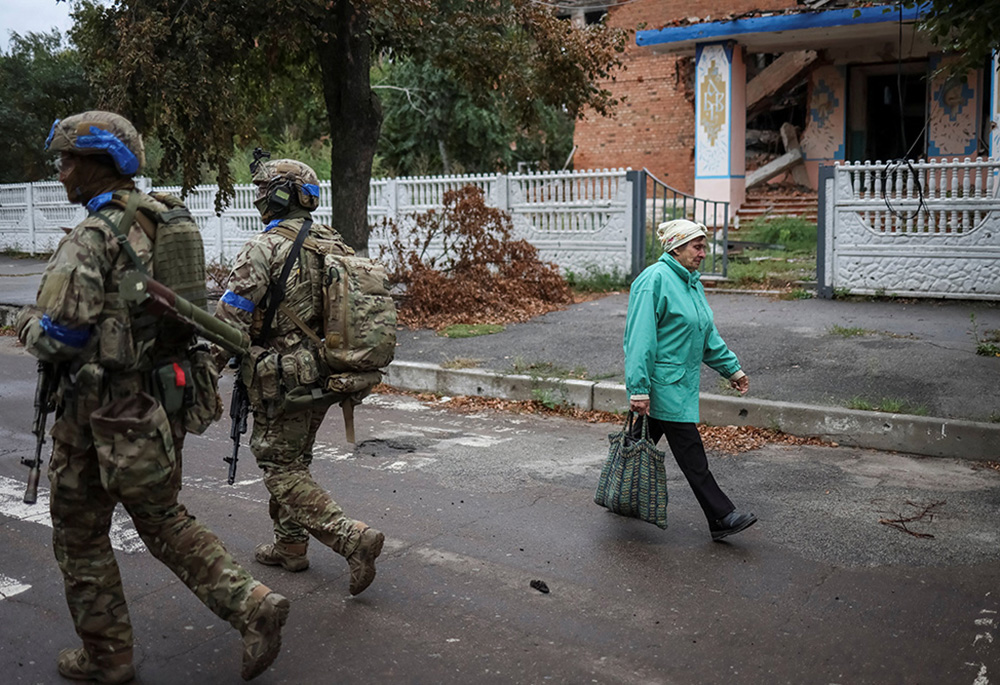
[86,192,114,212]
[302,183,319,197]
[40,314,90,348]
[76,126,139,175]
[221,289,255,313]
[45,119,60,150]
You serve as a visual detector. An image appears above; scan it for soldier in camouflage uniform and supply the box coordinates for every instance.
[214,157,384,595]
[16,112,289,684]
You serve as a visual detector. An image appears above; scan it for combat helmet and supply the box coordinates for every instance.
[250,151,321,217]
[45,111,145,176]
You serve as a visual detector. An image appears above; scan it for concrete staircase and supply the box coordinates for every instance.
[735,192,818,226]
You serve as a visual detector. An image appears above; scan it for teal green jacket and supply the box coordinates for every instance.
[624,252,741,423]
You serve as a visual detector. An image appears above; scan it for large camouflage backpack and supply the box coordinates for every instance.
[269,223,397,401]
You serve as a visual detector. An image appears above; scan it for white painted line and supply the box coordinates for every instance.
[0,573,30,600]
[0,475,144,554]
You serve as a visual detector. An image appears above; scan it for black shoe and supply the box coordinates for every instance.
[710,511,757,541]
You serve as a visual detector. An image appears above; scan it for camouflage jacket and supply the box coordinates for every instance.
[18,190,198,446]
[216,216,352,357]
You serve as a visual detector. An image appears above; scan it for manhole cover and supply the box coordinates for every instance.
[354,438,423,458]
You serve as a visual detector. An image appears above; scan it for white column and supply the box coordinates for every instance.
[694,41,746,220]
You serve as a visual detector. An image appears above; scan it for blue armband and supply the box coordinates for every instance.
[264,219,282,232]
[39,314,90,348]
[221,289,255,313]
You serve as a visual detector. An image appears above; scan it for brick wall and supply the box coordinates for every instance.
[574,0,795,194]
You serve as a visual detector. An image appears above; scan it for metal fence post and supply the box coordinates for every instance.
[627,169,646,280]
[27,183,36,255]
[816,164,834,299]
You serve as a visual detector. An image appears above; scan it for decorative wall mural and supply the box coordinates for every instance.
[695,44,731,177]
[802,66,846,161]
[928,54,981,157]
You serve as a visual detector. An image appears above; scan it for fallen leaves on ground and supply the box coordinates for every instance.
[374,384,833,454]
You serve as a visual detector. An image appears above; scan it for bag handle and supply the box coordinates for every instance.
[624,410,651,442]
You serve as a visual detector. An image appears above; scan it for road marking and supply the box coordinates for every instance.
[0,573,30,600]
[0,475,144,554]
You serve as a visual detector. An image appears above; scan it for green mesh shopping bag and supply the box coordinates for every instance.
[594,412,668,529]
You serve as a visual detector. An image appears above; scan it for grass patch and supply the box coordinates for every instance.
[847,396,928,415]
[970,313,1000,357]
[739,216,817,252]
[781,287,814,300]
[564,265,627,293]
[437,323,505,338]
[441,357,482,370]
[976,342,1000,357]
[510,357,588,380]
[721,216,817,289]
[0,325,16,336]
[829,325,873,337]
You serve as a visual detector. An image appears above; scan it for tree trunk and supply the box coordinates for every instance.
[316,1,382,254]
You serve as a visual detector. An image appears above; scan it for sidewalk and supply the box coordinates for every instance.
[3,254,999,460]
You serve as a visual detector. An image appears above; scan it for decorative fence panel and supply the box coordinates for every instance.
[0,170,633,277]
[818,158,1000,300]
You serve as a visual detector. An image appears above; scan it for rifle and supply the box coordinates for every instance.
[23,360,59,504]
[119,271,249,357]
[226,358,250,485]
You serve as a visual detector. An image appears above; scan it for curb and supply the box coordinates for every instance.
[385,360,1000,462]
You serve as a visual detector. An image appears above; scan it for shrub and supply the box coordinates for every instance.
[378,186,572,329]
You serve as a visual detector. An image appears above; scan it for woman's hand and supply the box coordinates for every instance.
[630,398,650,415]
[730,375,750,395]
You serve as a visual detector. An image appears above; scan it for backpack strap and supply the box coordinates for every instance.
[278,302,324,348]
[89,191,149,276]
[256,219,313,344]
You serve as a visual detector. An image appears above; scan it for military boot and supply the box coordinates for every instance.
[240,585,290,681]
[346,524,384,596]
[57,647,135,684]
[254,540,309,572]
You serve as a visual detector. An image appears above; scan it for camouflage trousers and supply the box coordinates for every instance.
[250,400,362,557]
[48,411,261,664]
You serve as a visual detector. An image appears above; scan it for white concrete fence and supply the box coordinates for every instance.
[0,169,634,277]
[818,158,1000,300]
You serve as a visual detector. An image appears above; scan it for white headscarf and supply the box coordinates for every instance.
[656,219,708,253]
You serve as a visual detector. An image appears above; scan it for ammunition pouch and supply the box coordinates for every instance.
[183,345,223,435]
[90,392,178,501]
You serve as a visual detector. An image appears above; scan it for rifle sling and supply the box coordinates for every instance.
[256,219,313,345]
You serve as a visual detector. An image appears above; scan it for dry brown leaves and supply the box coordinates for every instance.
[972,460,1000,473]
[374,384,833,454]
[381,186,573,331]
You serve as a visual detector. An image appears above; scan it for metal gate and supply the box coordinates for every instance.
[628,169,729,279]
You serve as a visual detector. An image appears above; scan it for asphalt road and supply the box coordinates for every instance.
[1,335,999,684]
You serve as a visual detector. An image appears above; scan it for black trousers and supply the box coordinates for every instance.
[629,416,734,522]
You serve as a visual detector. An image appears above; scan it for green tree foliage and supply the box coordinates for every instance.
[67,0,627,251]
[895,1,999,74]
[0,31,93,182]
[375,59,574,176]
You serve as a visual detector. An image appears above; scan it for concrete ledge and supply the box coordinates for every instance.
[699,394,1000,462]
[0,304,20,327]
[386,361,1000,461]
[387,361,596,410]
